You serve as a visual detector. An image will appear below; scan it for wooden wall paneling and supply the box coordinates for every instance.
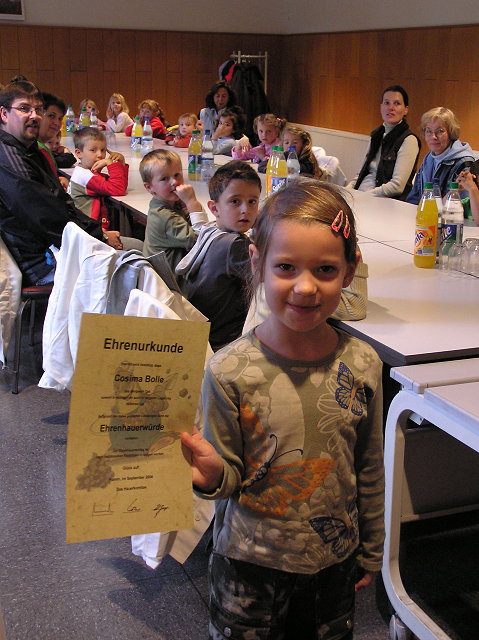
[85,28,104,107]
[316,76,336,130]
[151,31,167,113]
[17,26,37,81]
[165,70,182,122]
[419,27,450,81]
[35,71,56,94]
[69,29,87,73]
[359,31,378,79]
[101,71,120,117]
[334,32,360,79]
[0,26,19,73]
[135,71,153,106]
[51,27,72,104]
[70,71,88,112]
[103,29,120,73]
[449,26,479,81]
[176,31,201,120]
[116,31,137,113]
[134,30,152,73]
[34,26,54,72]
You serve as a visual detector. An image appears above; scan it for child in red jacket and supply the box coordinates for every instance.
[125,99,167,139]
[68,127,128,231]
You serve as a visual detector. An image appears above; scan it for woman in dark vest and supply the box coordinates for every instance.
[348,85,420,200]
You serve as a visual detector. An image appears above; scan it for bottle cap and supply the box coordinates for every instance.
[290,145,296,152]
[449,182,459,189]
[424,182,433,189]
[192,130,200,134]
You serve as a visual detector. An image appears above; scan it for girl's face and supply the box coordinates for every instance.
[257,122,278,145]
[218,116,234,136]
[179,118,195,136]
[424,117,450,155]
[253,220,355,338]
[85,101,96,114]
[140,107,154,120]
[213,88,229,110]
[283,132,303,155]
[111,99,122,115]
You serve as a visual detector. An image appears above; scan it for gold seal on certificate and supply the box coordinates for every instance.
[65,313,210,543]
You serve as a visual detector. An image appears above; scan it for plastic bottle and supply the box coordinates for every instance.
[414,182,438,268]
[286,145,301,183]
[440,182,464,268]
[78,107,90,130]
[65,105,75,134]
[188,130,202,181]
[141,117,153,154]
[432,180,442,260]
[266,146,278,196]
[130,116,143,152]
[271,146,288,194]
[89,108,98,128]
[201,130,215,182]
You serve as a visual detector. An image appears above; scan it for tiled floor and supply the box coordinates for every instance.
[0,317,391,639]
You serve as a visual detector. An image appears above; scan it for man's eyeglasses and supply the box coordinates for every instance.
[10,105,45,116]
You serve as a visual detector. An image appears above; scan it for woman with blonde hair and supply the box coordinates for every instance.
[407,106,475,204]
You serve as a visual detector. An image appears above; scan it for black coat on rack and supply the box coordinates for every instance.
[228,64,270,143]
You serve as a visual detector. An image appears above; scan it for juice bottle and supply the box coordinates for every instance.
[414,182,438,268]
[271,146,288,194]
[78,107,90,130]
[266,146,278,196]
[188,130,202,181]
[130,116,143,152]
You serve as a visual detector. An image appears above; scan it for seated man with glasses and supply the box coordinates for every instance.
[406,106,475,205]
[0,79,121,285]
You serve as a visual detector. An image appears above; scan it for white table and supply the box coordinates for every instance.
[383,367,479,640]
[63,134,479,368]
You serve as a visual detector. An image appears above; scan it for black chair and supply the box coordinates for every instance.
[11,283,52,394]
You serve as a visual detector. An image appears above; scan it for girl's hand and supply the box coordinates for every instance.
[237,136,251,153]
[255,146,266,160]
[180,426,224,492]
[355,570,375,592]
[175,184,202,212]
[458,170,478,193]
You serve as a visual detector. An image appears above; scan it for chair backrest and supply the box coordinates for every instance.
[0,236,22,365]
[315,154,347,186]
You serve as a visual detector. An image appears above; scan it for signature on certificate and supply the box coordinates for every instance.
[153,503,169,517]
[92,502,113,516]
[125,498,141,513]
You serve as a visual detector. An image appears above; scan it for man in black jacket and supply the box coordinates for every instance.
[0,79,121,285]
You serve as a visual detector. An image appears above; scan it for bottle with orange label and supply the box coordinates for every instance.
[414,182,438,268]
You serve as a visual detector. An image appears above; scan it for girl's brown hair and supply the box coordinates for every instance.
[138,99,167,125]
[282,123,321,179]
[253,113,286,136]
[250,179,357,294]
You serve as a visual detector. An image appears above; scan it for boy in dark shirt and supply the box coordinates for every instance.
[175,160,261,351]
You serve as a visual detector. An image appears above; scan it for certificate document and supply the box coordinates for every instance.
[66,313,210,543]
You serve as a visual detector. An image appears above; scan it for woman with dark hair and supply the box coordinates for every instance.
[37,92,75,182]
[348,85,420,200]
[199,80,237,135]
[406,107,475,204]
